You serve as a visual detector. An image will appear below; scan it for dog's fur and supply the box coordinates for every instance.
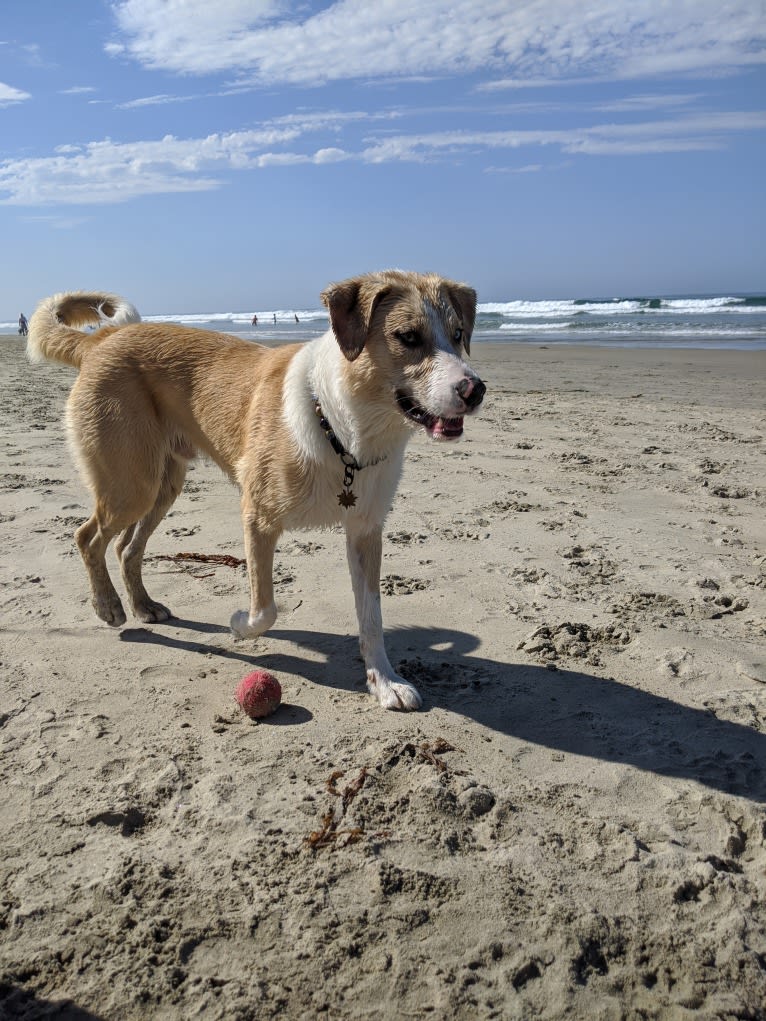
[27,271,486,710]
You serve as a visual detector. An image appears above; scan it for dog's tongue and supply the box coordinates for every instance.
[431,416,464,439]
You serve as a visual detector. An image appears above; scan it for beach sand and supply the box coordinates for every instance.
[1,335,765,1019]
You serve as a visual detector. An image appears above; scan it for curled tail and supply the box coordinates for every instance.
[27,291,141,369]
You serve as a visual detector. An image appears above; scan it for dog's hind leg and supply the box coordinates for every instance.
[67,379,170,627]
[116,455,187,622]
[345,523,422,711]
[75,510,130,626]
[76,471,167,626]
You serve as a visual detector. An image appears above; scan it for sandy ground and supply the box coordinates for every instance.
[1,334,765,1021]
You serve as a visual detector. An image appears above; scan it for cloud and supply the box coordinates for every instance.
[312,147,349,164]
[60,86,98,96]
[0,128,301,205]
[486,164,544,175]
[0,81,31,107]
[0,105,400,205]
[1,107,763,206]
[118,93,199,109]
[594,94,705,114]
[360,111,766,162]
[107,0,766,85]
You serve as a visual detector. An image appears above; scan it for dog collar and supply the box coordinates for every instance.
[311,393,385,508]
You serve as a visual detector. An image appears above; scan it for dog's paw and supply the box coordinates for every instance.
[230,604,277,639]
[367,669,423,711]
[94,594,127,628]
[133,599,173,623]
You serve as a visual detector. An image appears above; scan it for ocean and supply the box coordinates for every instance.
[4,294,765,350]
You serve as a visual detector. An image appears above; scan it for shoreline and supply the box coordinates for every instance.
[3,325,765,353]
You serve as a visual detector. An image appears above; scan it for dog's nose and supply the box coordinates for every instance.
[456,375,486,409]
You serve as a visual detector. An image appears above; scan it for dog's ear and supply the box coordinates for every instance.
[321,278,368,361]
[445,282,477,354]
[321,276,389,362]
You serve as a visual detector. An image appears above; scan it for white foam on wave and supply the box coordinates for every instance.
[143,309,329,325]
[498,321,571,331]
[480,296,752,318]
[499,324,763,337]
[660,297,755,314]
[480,299,649,317]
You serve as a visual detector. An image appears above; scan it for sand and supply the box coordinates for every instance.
[1,334,765,1020]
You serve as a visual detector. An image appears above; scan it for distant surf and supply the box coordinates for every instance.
[4,293,764,350]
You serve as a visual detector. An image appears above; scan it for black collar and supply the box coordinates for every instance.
[311,393,362,470]
[311,393,386,508]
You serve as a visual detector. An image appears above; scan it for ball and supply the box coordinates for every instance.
[235,670,282,719]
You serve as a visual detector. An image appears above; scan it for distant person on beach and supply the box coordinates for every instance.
[294,313,299,323]
[18,313,28,336]
[251,314,258,326]
[273,313,277,324]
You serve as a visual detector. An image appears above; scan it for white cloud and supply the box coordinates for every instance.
[118,93,199,109]
[485,164,544,175]
[0,128,300,205]
[360,112,766,162]
[312,147,349,164]
[0,81,31,106]
[107,0,766,85]
[594,94,705,114]
[1,107,763,206]
[60,86,98,96]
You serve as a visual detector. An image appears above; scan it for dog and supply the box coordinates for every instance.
[27,270,486,710]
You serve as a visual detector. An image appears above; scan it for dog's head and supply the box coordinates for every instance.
[321,270,486,441]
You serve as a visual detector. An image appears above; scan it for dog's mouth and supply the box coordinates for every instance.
[396,392,464,440]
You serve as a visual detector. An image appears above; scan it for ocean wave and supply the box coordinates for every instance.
[478,295,764,318]
[4,293,764,350]
[144,309,329,325]
[498,320,764,337]
[498,321,571,331]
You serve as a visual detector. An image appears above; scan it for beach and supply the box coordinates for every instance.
[1,334,765,1018]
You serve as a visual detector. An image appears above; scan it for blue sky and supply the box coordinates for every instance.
[1,0,765,320]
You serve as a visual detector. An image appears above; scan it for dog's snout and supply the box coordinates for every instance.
[456,375,486,409]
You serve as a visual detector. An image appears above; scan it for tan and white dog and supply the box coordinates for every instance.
[27,270,486,710]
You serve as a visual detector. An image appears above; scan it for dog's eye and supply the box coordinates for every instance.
[454,326,463,344]
[396,329,421,347]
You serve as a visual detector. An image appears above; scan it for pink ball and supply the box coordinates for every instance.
[235,670,282,719]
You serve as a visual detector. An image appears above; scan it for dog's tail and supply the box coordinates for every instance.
[27,291,141,369]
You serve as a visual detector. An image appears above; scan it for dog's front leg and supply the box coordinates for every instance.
[230,514,279,639]
[345,524,422,711]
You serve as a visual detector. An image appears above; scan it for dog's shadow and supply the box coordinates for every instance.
[121,621,765,802]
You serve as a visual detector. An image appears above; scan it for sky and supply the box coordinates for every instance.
[1,0,765,320]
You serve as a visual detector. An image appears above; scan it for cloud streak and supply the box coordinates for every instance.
[1,109,763,206]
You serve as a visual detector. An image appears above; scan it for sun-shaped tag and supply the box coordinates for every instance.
[338,489,357,508]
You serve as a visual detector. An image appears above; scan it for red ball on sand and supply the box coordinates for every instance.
[235,670,282,719]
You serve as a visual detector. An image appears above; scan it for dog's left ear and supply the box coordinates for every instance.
[446,283,477,354]
[322,277,389,362]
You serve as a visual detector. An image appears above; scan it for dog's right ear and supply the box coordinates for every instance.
[321,276,390,362]
[321,278,369,361]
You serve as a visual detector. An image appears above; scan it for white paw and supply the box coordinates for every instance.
[230,604,277,639]
[366,670,422,711]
